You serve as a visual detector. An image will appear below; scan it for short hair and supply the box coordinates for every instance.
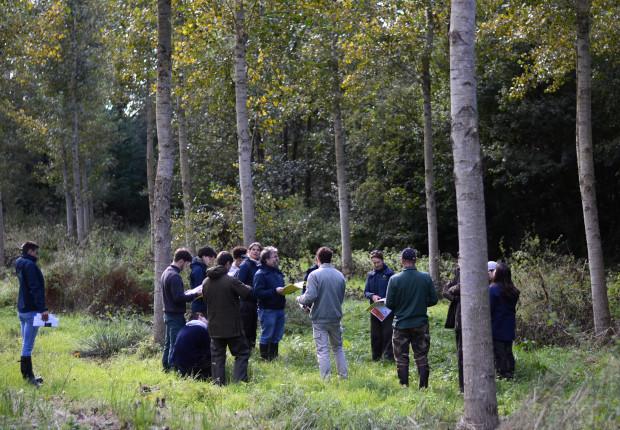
[369,250,384,260]
[260,246,278,265]
[247,242,263,251]
[21,241,39,255]
[316,247,333,264]
[173,248,193,263]
[216,251,234,266]
[232,246,247,260]
[197,246,217,258]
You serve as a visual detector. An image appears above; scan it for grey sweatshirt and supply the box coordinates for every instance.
[297,263,345,324]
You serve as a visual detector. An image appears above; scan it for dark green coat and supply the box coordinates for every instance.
[386,267,438,329]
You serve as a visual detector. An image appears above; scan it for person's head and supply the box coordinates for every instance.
[232,246,247,265]
[216,251,234,270]
[487,261,497,282]
[197,246,217,266]
[492,262,520,301]
[247,242,262,261]
[21,241,40,258]
[189,312,207,324]
[316,247,333,264]
[173,248,193,270]
[400,247,417,268]
[260,246,279,268]
[369,249,384,271]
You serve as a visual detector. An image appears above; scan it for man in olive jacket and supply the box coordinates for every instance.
[386,248,438,388]
[202,251,253,385]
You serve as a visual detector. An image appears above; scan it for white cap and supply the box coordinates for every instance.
[487,261,497,271]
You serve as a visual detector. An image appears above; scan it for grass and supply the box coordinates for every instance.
[1,297,616,429]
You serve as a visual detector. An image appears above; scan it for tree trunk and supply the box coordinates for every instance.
[575,0,611,337]
[61,142,75,238]
[234,0,257,244]
[81,159,90,234]
[145,83,156,251]
[177,94,194,252]
[449,1,499,429]
[423,0,440,288]
[330,36,352,277]
[153,0,174,345]
[0,191,5,267]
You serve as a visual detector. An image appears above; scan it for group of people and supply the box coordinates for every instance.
[14,239,519,391]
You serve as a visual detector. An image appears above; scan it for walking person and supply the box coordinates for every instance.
[237,242,262,350]
[161,248,202,371]
[202,252,253,385]
[364,250,395,361]
[386,248,438,388]
[16,241,48,387]
[297,247,348,379]
[253,246,286,360]
[489,262,520,379]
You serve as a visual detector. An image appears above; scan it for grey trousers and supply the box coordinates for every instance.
[312,322,348,379]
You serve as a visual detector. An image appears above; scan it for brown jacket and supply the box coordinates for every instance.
[202,265,252,338]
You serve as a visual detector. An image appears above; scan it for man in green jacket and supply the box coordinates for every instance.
[385,248,438,388]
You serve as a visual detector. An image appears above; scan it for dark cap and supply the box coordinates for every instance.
[401,248,417,261]
[191,298,206,314]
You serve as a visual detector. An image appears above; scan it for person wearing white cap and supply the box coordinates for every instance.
[487,261,497,283]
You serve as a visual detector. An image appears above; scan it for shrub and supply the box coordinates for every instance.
[79,315,150,358]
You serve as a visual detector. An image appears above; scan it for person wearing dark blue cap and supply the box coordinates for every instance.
[386,248,438,388]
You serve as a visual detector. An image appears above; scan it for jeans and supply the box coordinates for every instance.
[211,336,250,385]
[258,308,285,345]
[162,313,185,370]
[312,322,348,379]
[18,311,40,357]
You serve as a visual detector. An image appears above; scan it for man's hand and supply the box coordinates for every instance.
[276,287,285,295]
[41,311,49,322]
[372,295,381,302]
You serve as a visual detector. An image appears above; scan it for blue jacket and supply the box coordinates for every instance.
[253,265,286,310]
[189,257,207,288]
[170,320,211,372]
[364,264,394,303]
[16,254,47,313]
[162,265,199,314]
[237,258,259,303]
[489,283,518,342]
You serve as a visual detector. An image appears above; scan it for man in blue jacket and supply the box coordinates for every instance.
[364,250,395,361]
[16,241,48,387]
[253,246,286,360]
[189,246,217,288]
[237,242,262,350]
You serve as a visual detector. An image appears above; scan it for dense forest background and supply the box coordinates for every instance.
[1,0,619,262]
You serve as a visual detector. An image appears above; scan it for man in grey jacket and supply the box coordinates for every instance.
[296,247,348,379]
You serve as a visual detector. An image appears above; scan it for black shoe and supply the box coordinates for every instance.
[397,366,409,387]
[259,343,269,360]
[21,356,42,387]
[418,366,429,389]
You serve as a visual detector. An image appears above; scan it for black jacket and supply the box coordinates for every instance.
[16,254,46,313]
[162,265,199,314]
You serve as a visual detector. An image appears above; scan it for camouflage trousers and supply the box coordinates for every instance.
[392,324,430,369]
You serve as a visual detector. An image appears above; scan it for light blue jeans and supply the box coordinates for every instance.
[312,322,348,379]
[258,308,285,345]
[18,311,40,357]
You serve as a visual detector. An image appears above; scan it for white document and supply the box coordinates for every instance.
[33,313,59,327]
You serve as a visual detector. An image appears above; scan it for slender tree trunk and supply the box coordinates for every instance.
[177,94,194,252]
[423,0,440,288]
[234,0,257,244]
[145,83,156,251]
[450,1,499,429]
[81,159,90,233]
[61,142,75,238]
[0,191,5,266]
[153,0,174,345]
[576,0,611,337]
[330,36,352,277]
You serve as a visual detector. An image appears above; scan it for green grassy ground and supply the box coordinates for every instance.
[0,298,614,429]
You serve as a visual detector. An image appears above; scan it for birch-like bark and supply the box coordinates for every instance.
[81,159,90,234]
[423,0,440,287]
[153,0,174,344]
[576,0,611,337]
[61,142,75,238]
[234,0,257,244]
[145,83,156,250]
[177,94,194,252]
[330,35,352,277]
[0,191,4,266]
[450,1,499,428]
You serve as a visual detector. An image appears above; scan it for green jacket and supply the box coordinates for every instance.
[385,267,438,329]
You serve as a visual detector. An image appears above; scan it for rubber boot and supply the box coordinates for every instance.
[271,343,279,360]
[397,366,409,387]
[21,356,42,387]
[418,365,429,389]
[259,343,269,360]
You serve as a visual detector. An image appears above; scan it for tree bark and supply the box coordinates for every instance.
[81,159,90,234]
[422,0,440,288]
[0,191,5,266]
[330,35,352,277]
[145,82,156,251]
[61,141,75,238]
[234,0,257,244]
[153,0,174,345]
[177,93,194,252]
[576,0,611,337]
[449,1,499,429]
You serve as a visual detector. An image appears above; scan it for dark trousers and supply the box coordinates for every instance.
[370,313,394,360]
[240,301,258,349]
[393,324,430,369]
[493,340,515,379]
[162,313,185,370]
[177,362,211,380]
[211,336,250,385]
[455,329,464,392]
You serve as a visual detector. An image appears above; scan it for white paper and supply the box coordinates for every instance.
[33,313,59,327]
